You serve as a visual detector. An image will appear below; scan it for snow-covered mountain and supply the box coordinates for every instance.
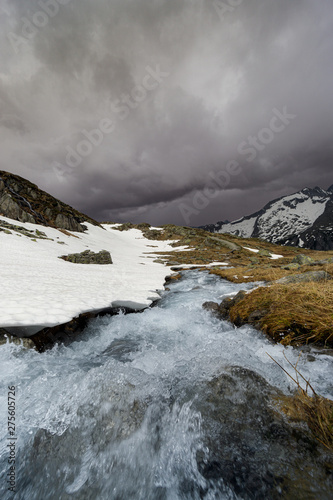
[200,185,333,251]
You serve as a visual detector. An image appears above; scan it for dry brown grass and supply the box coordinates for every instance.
[210,261,333,284]
[118,224,333,348]
[269,353,333,450]
[114,223,333,271]
[229,280,333,346]
[209,265,290,283]
[58,228,80,238]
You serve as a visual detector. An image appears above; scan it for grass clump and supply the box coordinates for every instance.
[269,353,333,451]
[229,280,333,346]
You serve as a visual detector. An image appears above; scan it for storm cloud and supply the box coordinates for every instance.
[1,0,333,225]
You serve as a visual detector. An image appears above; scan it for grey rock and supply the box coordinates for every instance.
[281,263,301,271]
[0,330,35,349]
[194,367,331,500]
[202,301,220,313]
[292,254,314,266]
[0,170,101,231]
[218,290,247,325]
[54,213,84,233]
[205,236,241,251]
[277,270,332,284]
[258,249,271,257]
[0,193,35,223]
[60,249,113,265]
[35,229,47,237]
[0,220,51,239]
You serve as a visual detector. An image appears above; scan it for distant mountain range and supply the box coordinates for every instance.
[2,170,333,252]
[200,185,333,251]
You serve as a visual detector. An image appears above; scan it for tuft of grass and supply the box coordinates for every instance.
[269,353,333,450]
[229,280,333,346]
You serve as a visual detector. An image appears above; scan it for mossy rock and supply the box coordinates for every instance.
[277,270,332,284]
[136,223,151,230]
[60,249,113,265]
[282,263,300,271]
[116,223,134,231]
[35,229,47,237]
[258,249,271,257]
[292,254,314,266]
[206,236,241,251]
[143,230,163,240]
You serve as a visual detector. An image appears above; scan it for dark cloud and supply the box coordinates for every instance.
[1,0,333,226]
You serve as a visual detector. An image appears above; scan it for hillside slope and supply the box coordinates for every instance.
[0,170,99,232]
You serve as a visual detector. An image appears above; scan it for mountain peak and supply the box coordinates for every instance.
[200,185,333,251]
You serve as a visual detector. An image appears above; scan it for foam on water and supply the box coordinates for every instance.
[0,271,332,499]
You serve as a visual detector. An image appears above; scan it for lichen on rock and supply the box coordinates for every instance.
[60,249,113,264]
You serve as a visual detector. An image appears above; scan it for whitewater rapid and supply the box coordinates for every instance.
[0,271,332,499]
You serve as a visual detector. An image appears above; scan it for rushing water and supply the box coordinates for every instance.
[1,271,332,499]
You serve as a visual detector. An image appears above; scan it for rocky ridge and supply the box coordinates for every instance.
[200,185,333,251]
[0,170,100,232]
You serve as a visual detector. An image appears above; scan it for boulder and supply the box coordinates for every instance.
[60,249,113,264]
[277,271,332,285]
[292,254,314,266]
[281,263,300,271]
[205,236,241,251]
[214,290,248,325]
[258,249,271,257]
[202,301,220,313]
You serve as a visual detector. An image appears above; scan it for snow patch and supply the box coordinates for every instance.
[270,253,284,260]
[0,218,184,330]
[243,247,259,253]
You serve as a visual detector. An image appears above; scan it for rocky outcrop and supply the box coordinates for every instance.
[277,270,332,285]
[60,249,113,264]
[0,170,100,232]
[205,236,241,251]
[0,220,51,239]
[0,191,36,223]
[202,301,220,313]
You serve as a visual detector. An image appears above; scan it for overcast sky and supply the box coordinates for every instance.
[1,0,333,226]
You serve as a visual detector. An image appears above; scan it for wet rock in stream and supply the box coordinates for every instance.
[193,366,333,499]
